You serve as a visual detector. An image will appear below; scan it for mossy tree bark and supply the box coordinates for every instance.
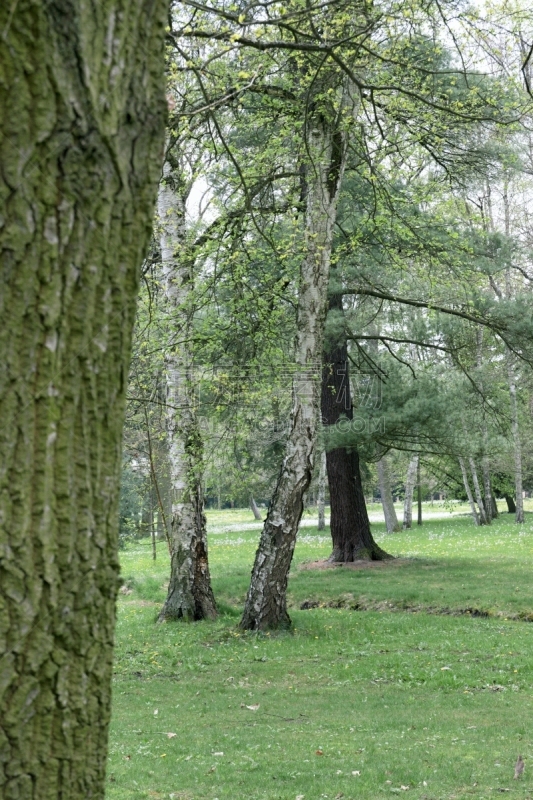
[0,1,167,796]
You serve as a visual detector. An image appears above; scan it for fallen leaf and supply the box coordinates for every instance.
[166,732,177,739]
[352,770,360,776]
[153,709,159,716]
[401,787,410,791]
[206,766,216,774]
[315,750,324,756]
[296,796,305,800]
[246,704,260,711]
[213,752,224,756]
[335,794,344,799]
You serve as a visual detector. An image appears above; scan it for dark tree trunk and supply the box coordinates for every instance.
[321,293,391,562]
[505,494,517,513]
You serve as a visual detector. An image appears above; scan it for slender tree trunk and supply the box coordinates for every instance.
[459,458,480,525]
[482,455,495,521]
[240,110,348,631]
[508,362,524,524]
[469,458,488,525]
[417,456,422,526]
[250,496,263,521]
[378,456,400,533]
[0,1,167,795]
[403,456,418,529]
[320,294,391,561]
[317,449,327,531]
[157,163,216,622]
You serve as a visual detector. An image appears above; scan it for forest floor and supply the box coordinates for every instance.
[107,503,533,800]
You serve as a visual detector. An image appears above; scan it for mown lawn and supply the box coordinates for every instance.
[107,506,533,800]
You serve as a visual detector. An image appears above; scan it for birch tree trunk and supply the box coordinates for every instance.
[157,163,216,622]
[482,450,495,521]
[317,450,327,531]
[403,455,418,529]
[240,114,347,631]
[459,458,480,525]
[378,456,400,533]
[508,361,524,524]
[469,458,488,525]
[250,496,263,521]
[0,1,167,795]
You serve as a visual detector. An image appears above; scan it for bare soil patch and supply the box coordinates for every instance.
[298,557,411,571]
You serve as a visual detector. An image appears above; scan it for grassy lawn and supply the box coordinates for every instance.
[107,506,533,800]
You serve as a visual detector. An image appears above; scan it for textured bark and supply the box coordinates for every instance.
[317,450,327,531]
[240,113,347,631]
[469,458,488,525]
[378,456,400,533]
[403,456,418,529]
[157,163,216,622]
[0,1,167,796]
[459,458,480,525]
[320,294,391,562]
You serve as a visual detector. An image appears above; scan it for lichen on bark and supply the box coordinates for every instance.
[0,1,167,796]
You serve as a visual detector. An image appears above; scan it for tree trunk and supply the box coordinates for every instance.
[157,162,217,622]
[505,494,517,514]
[459,458,480,525]
[417,456,422,526]
[482,455,495,521]
[250,496,263,521]
[508,362,524,523]
[378,456,400,533]
[240,110,348,631]
[0,1,167,796]
[317,449,327,531]
[403,455,418,529]
[469,458,488,525]
[320,294,391,562]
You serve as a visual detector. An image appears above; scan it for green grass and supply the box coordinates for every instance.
[108,507,533,800]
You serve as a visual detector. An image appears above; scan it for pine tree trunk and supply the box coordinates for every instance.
[317,450,327,531]
[157,163,216,622]
[321,294,391,562]
[459,458,480,525]
[505,494,517,514]
[378,456,400,533]
[240,113,347,631]
[403,456,418,529]
[0,1,167,795]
